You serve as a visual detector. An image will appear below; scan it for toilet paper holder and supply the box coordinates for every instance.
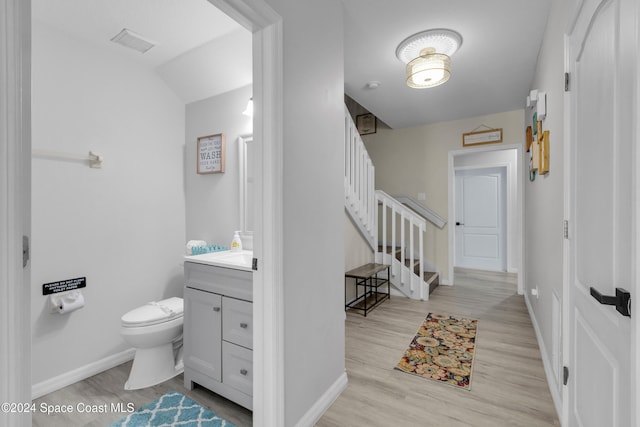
[50,290,85,314]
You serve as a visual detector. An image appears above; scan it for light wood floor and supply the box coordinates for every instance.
[316,268,560,427]
[32,268,559,426]
[31,361,252,427]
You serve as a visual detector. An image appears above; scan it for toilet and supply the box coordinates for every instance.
[120,297,184,390]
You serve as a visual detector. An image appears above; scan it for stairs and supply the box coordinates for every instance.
[379,246,439,296]
[345,106,442,301]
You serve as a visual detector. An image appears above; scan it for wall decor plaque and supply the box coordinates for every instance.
[197,133,225,174]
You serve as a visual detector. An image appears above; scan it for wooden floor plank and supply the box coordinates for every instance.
[316,268,560,427]
[32,269,559,427]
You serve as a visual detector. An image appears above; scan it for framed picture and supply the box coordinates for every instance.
[356,113,377,135]
[462,128,503,146]
[539,130,550,174]
[197,133,225,174]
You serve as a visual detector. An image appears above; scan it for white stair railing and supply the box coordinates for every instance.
[343,106,429,300]
[376,190,427,300]
[344,108,376,249]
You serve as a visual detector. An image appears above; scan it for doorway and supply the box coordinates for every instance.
[2,1,284,426]
[447,144,523,294]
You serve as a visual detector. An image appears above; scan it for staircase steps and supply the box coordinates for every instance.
[378,245,439,295]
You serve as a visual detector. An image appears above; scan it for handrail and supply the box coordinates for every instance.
[376,191,426,229]
[392,195,447,229]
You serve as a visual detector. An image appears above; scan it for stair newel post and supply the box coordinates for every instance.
[373,191,378,252]
[381,198,387,263]
[409,217,415,294]
[419,224,425,300]
[369,163,375,235]
[391,204,397,263]
[400,213,406,286]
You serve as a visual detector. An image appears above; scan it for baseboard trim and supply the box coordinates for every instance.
[32,348,135,400]
[524,294,563,422]
[294,371,348,427]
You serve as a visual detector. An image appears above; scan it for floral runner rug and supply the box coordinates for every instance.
[395,313,478,390]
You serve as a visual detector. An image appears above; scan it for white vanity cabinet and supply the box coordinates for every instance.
[183,261,253,410]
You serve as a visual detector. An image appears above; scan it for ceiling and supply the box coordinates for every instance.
[32,0,252,105]
[343,0,553,128]
[33,0,552,128]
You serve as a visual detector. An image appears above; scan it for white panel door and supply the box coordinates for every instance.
[455,167,506,271]
[566,0,636,425]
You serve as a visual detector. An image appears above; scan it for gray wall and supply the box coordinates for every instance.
[31,23,186,386]
[524,0,572,413]
[185,85,253,247]
[264,0,346,425]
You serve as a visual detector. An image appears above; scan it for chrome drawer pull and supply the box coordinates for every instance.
[240,369,248,376]
[240,322,248,329]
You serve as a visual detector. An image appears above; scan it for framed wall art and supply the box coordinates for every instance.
[197,133,225,174]
[462,128,503,147]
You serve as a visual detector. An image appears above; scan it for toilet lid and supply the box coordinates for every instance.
[121,297,184,327]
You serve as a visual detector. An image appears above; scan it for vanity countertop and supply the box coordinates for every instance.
[184,250,253,272]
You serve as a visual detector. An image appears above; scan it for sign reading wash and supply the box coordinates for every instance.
[197,133,226,174]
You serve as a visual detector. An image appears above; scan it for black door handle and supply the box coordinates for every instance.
[590,287,631,317]
[456,222,464,226]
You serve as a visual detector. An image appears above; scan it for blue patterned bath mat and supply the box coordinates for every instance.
[108,391,236,427]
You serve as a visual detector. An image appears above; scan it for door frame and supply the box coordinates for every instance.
[454,166,508,272]
[561,2,640,423]
[447,143,523,294]
[204,3,285,425]
[3,1,285,426]
[1,0,32,425]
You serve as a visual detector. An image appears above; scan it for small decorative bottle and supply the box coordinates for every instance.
[231,231,243,252]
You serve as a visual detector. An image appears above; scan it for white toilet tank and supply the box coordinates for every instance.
[121,297,184,327]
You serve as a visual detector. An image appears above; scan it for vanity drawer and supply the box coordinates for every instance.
[222,341,253,397]
[222,297,252,349]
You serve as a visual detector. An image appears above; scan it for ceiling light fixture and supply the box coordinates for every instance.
[396,29,462,89]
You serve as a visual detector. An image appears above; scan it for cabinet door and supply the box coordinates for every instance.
[184,287,222,382]
[222,297,253,349]
[222,341,253,396]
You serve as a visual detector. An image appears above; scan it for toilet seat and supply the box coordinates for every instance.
[121,297,184,328]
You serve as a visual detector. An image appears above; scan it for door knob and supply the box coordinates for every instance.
[590,287,631,317]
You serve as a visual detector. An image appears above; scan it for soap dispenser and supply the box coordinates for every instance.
[231,231,243,252]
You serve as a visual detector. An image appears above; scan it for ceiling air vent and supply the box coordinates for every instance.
[110,29,155,54]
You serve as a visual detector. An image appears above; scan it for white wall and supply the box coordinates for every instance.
[524,0,572,414]
[31,23,186,388]
[344,213,374,302]
[263,0,346,425]
[185,85,253,246]
[363,109,524,282]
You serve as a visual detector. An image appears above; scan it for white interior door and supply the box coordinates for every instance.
[565,0,637,425]
[455,167,506,272]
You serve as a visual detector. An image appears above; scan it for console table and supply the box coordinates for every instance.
[344,263,390,316]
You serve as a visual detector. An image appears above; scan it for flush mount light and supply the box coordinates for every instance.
[110,28,156,54]
[396,29,462,89]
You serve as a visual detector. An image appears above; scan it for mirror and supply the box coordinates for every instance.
[238,135,254,234]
